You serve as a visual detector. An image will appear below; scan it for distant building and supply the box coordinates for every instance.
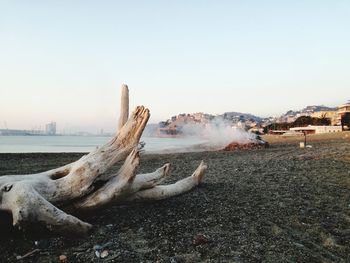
[290,125,342,134]
[45,122,56,135]
[0,129,29,136]
[337,101,350,125]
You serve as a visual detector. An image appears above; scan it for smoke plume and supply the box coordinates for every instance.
[180,118,260,150]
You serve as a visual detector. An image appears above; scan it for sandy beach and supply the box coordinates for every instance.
[1,133,350,262]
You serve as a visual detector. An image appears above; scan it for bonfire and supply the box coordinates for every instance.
[223,135,269,151]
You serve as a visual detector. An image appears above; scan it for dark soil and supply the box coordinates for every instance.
[1,140,350,262]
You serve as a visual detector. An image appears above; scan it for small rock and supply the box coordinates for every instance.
[271,225,282,236]
[100,250,109,258]
[59,255,67,262]
[192,234,208,246]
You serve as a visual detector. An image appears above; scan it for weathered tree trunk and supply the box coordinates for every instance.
[118,83,129,131]
[0,85,207,236]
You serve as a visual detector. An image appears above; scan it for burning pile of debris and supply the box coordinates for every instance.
[223,136,269,151]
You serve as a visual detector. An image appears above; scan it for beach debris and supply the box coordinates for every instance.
[93,244,103,251]
[94,244,102,258]
[94,241,113,251]
[139,141,146,150]
[94,242,112,258]
[16,249,40,260]
[95,249,109,258]
[100,250,109,258]
[59,254,67,262]
[300,142,313,148]
[0,84,207,236]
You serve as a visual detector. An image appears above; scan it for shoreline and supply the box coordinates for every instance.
[0,131,349,155]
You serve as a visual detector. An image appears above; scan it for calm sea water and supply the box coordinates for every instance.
[0,136,206,153]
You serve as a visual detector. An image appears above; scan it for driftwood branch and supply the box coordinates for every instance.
[118,83,129,131]
[0,84,207,236]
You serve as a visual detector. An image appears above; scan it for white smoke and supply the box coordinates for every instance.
[180,118,259,149]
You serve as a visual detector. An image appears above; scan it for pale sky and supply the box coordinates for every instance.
[1,1,349,133]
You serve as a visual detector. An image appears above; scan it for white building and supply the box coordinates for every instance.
[290,125,342,134]
[45,122,56,135]
[337,101,350,125]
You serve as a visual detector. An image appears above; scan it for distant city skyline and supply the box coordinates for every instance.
[1,1,349,133]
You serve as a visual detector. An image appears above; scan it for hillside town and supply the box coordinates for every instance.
[1,102,349,138]
[155,101,350,137]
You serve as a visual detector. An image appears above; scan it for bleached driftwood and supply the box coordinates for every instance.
[118,83,129,131]
[0,84,207,236]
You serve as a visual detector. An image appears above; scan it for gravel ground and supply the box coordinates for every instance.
[0,138,350,262]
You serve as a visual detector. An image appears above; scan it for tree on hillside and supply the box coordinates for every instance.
[318,113,332,125]
[293,116,313,127]
[293,116,331,127]
[263,122,291,133]
[264,115,331,134]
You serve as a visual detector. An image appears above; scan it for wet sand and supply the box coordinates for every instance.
[0,134,350,262]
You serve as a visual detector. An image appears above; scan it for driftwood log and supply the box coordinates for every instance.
[0,84,207,236]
